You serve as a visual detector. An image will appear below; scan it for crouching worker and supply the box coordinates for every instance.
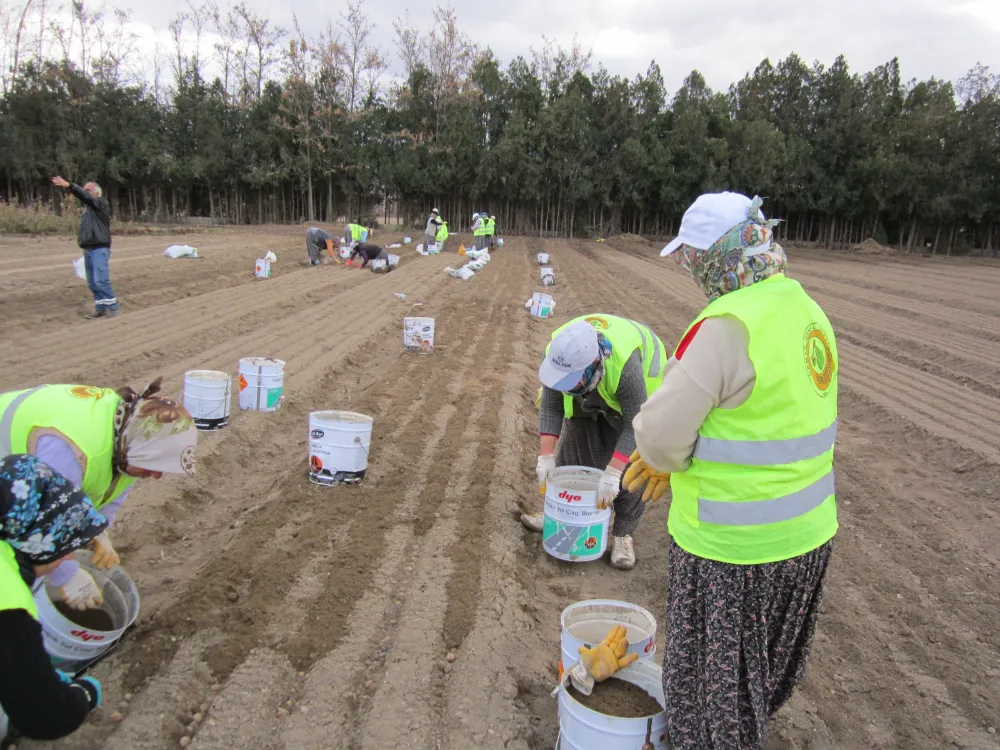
[344,223,371,249]
[347,242,388,270]
[0,454,106,740]
[521,315,666,570]
[305,227,336,266]
[0,378,198,610]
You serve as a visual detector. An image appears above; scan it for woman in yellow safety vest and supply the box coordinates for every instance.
[622,193,839,750]
[524,314,667,570]
[0,377,198,611]
[0,454,107,740]
[344,223,371,248]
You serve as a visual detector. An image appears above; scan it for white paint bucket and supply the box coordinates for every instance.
[308,410,373,485]
[255,258,271,278]
[339,245,352,259]
[541,267,555,286]
[538,252,550,265]
[559,600,657,679]
[35,550,140,675]
[403,236,412,245]
[403,317,435,353]
[388,253,400,268]
[497,238,504,246]
[530,293,555,318]
[238,357,285,412]
[557,660,669,750]
[183,370,232,431]
[371,259,388,273]
[543,467,610,562]
[428,244,440,255]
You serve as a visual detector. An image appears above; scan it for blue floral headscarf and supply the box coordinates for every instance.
[671,195,788,301]
[566,333,614,396]
[0,454,108,565]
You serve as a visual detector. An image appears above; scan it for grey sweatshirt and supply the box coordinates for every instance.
[539,350,647,461]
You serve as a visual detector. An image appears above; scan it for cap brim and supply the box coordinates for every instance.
[539,359,587,392]
[660,237,684,257]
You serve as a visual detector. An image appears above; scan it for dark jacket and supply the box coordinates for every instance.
[349,243,387,268]
[68,184,111,250]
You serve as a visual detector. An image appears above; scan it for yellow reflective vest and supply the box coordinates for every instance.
[669,274,839,565]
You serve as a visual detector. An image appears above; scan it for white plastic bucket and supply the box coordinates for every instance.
[428,244,440,255]
[183,370,232,431]
[541,267,555,286]
[530,292,554,318]
[371,259,388,273]
[35,550,140,674]
[238,357,285,412]
[543,467,610,562]
[538,252,550,265]
[388,253,400,268]
[308,410,373,485]
[403,236,412,245]
[557,660,669,750]
[403,317,435,353]
[559,600,658,678]
[255,258,271,278]
[339,245,352,259]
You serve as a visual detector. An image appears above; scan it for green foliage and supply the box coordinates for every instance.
[1,27,998,254]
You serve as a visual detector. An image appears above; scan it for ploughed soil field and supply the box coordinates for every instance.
[2,226,998,749]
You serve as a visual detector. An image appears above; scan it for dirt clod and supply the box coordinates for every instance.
[179,738,191,748]
[110,711,123,722]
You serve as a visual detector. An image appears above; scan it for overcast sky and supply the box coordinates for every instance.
[125,0,1000,94]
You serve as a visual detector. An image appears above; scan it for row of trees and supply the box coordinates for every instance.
[1,0,999,252]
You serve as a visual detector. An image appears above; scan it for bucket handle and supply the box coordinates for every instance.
[353,436,370,459]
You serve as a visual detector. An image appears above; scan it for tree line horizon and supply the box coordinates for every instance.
[1,0,998,254]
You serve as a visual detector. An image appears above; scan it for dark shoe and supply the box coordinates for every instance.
[85,310,107,320]
[105,309,120,318]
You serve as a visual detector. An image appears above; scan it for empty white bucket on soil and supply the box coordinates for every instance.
[541,267,555,286]
[557,660,669,750]
[403,316,435,353]
[238,357,285,412]
[35,550,140,675]
[543,466,610,563]
[183,370,232,431]
[339,245,352,259]
[538,252,550,265]
[255,258,271,278]
[308,410,373,485]
[388,253,400,268]
[497,238,504,246]
[530,293,555,318]
[559,600,657,678]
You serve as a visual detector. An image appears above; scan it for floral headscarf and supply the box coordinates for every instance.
[0,454,108,564]
[671,195,788,301]
[113,377,198,477]
[566,333,614,396]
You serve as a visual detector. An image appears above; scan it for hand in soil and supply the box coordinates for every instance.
[578,624,639,681]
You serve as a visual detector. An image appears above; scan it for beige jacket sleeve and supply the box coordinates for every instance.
[633,315,756,473]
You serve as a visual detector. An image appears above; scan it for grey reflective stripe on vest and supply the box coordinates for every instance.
[698,471,835,526]
[693,420,837,466]
[0,386,44,457]
[626,320,664,380]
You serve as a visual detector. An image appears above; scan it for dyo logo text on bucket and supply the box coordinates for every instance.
[558,490,582,503]
[71,629,106,642]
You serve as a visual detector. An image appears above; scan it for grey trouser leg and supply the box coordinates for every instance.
[306,232,321,262]
[555,416,645,537]
[424,232,435,249]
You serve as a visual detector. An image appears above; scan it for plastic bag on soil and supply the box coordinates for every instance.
[72,256,86,280]
[163,244,199,259]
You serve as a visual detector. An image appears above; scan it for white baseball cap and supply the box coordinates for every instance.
[432,207,440,214]
[538,321,600,391]
[661,192,769,257]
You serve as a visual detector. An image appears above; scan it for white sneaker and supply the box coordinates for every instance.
[610,535,636,570]
[520,512,544,533]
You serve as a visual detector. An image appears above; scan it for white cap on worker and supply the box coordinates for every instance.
[661,191,770,257]
[538,321,599,391]
[432,207,440,214]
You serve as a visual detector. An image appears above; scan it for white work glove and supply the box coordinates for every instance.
[596,466,623,510]
[60,569,104,611]
[536,454,556,495]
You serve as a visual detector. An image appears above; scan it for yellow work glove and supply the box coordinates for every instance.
[577,625,639,682]
[90,531,120,569]
[623,450,671,503]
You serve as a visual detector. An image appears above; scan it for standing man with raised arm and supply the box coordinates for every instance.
[52,176,118,319]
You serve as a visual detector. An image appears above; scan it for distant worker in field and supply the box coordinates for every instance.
[51,175,118,319]
[424,208,442,251]
[347,241,389,270]
[305,226,335,266]
[344,222,371,248]
[436,218,449,252]
[486,215,497,248]
[626,192,838,750]
[471,212,488,250]
[523,314,667,570]
[0,454,107,740]
[0,377,198,611]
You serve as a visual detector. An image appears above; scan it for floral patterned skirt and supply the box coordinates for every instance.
[663,538,833,750]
